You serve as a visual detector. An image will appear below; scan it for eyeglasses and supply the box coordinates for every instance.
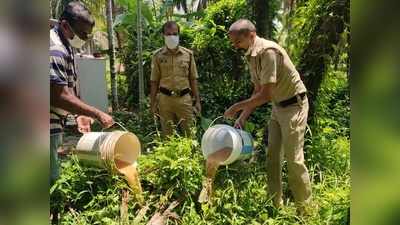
[68,22,93,41]
[229,35,243,46]
[232,39,242,46]
[228,31,248,47]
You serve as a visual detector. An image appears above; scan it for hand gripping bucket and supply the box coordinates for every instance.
[74,130,141,170]
[201,124,254,165]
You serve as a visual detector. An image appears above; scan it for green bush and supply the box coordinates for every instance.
[50,156,132,224]
[51,128,350,224]
[139,135,204,202]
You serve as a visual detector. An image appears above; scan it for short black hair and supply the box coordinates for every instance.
[162,21,180,34]
[59,1,95,27]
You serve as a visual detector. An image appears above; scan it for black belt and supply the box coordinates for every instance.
[278,92,306,107]
[159,87,191,97]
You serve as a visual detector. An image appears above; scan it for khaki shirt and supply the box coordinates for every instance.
[245,36,306,103]
[150,46,198,91]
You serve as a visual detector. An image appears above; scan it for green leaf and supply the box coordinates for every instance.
[113,13,131,28]
[201,117,213,131]
[244,121,255,133]
[114,0,153,29]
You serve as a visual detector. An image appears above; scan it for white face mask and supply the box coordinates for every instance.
[66,22,87,49]
[164,35,179,49]
[68,34,86,49]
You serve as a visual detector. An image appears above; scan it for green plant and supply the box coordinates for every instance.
[139,136,204,202]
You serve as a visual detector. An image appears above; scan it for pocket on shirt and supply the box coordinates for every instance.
[160,63,173,77]
[177,60,190,77]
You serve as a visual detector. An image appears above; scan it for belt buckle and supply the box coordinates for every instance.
[171,90,178,97]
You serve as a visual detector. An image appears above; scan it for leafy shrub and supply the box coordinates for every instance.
[50,156,131,224]
[139,135,204,202]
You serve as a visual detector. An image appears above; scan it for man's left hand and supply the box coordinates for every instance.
[195,101,202,115]
[76,115,94,133]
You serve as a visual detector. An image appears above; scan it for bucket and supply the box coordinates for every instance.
[74,131,141,170]
[201,124,253,165]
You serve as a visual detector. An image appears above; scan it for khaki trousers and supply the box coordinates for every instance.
[158,93,194,137]
[266,96,312,206]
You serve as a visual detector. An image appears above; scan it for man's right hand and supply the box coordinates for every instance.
[76,115,94,133]
[96,111,114,128]
[234,117,246,129]
[151,103,158,115]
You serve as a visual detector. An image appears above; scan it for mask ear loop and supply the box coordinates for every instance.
[66,21,77,37]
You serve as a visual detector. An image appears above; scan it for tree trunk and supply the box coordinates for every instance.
[151,0,157,18]
[283,0,296,13]
[50,0,54,18]
[55,0,63,18]
[281,0,297,45]
[298,0,350,120]
[106,0,119,110]
[137,0,145,112]
[253,0,271,38]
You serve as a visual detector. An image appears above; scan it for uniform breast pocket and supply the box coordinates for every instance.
[160,63,172,77]
[177,60,190,76]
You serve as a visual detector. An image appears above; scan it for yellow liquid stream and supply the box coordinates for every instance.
[198,147,232,203]
[115,159,143,195]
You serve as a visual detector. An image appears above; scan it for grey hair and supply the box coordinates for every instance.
[228,19,256,35]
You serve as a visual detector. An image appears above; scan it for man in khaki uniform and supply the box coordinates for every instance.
[150,21,201,137]
[224,19,312,214]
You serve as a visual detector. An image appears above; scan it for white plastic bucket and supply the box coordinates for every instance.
[74,131,141,170]
[201,124,253,165]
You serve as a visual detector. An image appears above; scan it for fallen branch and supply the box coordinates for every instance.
[146,200,181,225]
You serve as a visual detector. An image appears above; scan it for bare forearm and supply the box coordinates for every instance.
[51,91,101,118]
[225,84,273,119]
[238,91,258,120]
[51,84,114,128]
[190,79,200,102]
[239,106,256,121]
[241,93,270,109]
[150,81,159,105]
[236,84,273,110]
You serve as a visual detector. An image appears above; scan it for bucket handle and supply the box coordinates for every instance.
[208,115,225,129]
[101,121,129,132]
[208,116,245,130]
